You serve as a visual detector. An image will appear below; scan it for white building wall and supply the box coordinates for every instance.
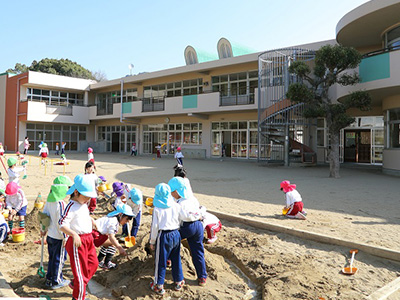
[27,101,90,124]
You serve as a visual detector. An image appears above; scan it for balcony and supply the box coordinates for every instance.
[46,105,72,115]
[220,93,255,106]
[142,97,165,112]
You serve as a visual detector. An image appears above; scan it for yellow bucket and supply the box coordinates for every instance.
[98,184,107,192]
[2,211,9,218]
[282,207,289,215]
[35,202,44,209]
[12,228,25,243]
[145,197,153,207]
[106,183,113,191]
[149,207,153,215]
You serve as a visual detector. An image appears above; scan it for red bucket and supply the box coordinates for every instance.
[12,228,25,235]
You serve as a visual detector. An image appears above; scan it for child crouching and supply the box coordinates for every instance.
[93,204,132,269]
[5,182,28,232]
[280,180,306,220]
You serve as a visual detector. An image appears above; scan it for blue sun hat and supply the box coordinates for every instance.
[153,183,174,209]
[129,188,143,205]
[108,204,135,217]
[66,174,97,198]
[168,177,188,199]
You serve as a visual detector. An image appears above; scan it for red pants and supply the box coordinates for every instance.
[65,233,98,300]
[205,221,222,239]
[287,202,304,216]
[91,230,108,247]
[41,153,48,158]
[88,198,97,213]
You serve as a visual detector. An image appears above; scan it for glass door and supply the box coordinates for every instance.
[143,132,152,154]
[211,131,222,156]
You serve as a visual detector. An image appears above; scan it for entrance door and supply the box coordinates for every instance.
[344,130,371,163]
[222,131,231,157]
[112,133,120,152]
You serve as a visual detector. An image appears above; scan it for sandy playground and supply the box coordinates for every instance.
[1,153,400,300]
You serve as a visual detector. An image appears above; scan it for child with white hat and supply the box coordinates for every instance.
[94,204,132,269]
[42,175,73,289]
[149,183,185,295]
[5,182,28,232]
[59,174,98,300]
[280,180,306,220]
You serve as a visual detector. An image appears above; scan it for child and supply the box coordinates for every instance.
[0,172,5,196]
[59,174,98,300]
[0,210,9,246]
[174,147,184,165]
[168,176,207,286]
[61,154,67,164]
[0,142,4,156]
[200,207,222,244]
[280,180,306,220]
[173,164,194,199]
[55,143,60,155]
[123,187,143,238]
[39,143,49,165]
[149,183,185,295]
[5,182,28,231]
[61,142,66,155]
[87,147,94,162]
[84,161,99,214]
[155,143,161,158]
[130,143,137,156]
[112,182,127,208]
[94,204,132,269]
[42,176,73,289]
[7,157,25,184]
[24,137,30,155]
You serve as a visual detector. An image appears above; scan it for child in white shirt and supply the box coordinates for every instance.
[7,157,25,184]
[5,182,28,232]
[280,180,306,220]
[174,147,184,165]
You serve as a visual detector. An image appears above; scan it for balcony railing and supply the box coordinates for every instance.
[142,97,165,112]
[220,93,255,106]
[362,45,400,58]
[46,105,73,115]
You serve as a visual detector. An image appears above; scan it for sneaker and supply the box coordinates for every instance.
[150,282,165,295]
[207,236,218,244]
[51,279,70,290]
[301,210,307,216]
[166,259,172,268]
[295,212,307,220]
[198,278,207,286]
[98,261,104,268]
[45,279,53,288]
[101,261,117,269]
[174,280,185,291]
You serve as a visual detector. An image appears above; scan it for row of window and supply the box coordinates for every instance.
[212,71,258,97]
[144,79,203,98]
[26,88,84,106]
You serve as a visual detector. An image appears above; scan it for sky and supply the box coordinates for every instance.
[0,0,370,80]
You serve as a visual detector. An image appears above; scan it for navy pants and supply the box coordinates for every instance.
[46,236,67,285]
[122,211,141,237]
[179,220,207,279]
[176,158,183,165]
[0,224,8,243]
[154,229,183,285]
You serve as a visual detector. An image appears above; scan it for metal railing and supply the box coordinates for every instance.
[220,93,255,106]
[142,97,165,112]
[362,45,400,58]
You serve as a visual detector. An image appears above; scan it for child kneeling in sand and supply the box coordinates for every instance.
[280,180,306,220]
[94,204,132,269]
[200,207,222,244]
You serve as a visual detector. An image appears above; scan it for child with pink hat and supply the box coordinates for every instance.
[5,181,28,232]
[174,147,184,165]
[280,180,306,220]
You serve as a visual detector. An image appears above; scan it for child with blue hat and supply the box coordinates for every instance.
[122,187,143,238]
[168,176,207,287]
[59,174,98,300]
[94,204,133,269]
[149,183,185,295]
[42,175,73,289]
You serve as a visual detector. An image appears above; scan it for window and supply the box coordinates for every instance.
[317,118,326,147]
[384,25,400,49]
[212,71,257,100]
[97,125,137,152]
[26,88,84,106]
[388,109,400,148]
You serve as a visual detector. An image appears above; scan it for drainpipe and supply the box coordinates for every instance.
[16,75,28,151]
[120,79,124,124]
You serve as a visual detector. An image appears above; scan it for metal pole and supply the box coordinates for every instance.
[284,124,290,167]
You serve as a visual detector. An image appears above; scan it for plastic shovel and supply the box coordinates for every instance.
[342,249,358,275]
[37,235,45,278]
[22,160,28,179]
[124,222,135,248]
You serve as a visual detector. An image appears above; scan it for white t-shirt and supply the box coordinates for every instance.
[202,211,220,229]
[39,147,49,155]
[285,189,302,207]
[88,153,94,161]
[43,201,66,240]
[6,189,28,211]
[177,196,202,223]
[175,152,184,159]
[95,216,119,235]
[7,167,25,184]
[59,200,92,235]
[150,202,184,245]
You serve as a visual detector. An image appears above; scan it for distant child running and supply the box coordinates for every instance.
[155,144,162,158]
[94,204,132,269]
[39,143,49,165]
[0,142,4,156]
[130,143,137,156]
[61,142,66,155]
[5,182,28,231]
[280,180,306,220]
[24,137,31,155]
[7,157,26,184]
[42,176,73,289]
[174,147,184,165]
[149,183,185,295]
[55,143,60,155]
[123,187,143,238]
[59,174,98,300]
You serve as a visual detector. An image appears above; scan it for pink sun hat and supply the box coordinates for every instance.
[280,180,296,193]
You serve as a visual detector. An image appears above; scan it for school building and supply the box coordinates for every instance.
[1,0,400,175]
